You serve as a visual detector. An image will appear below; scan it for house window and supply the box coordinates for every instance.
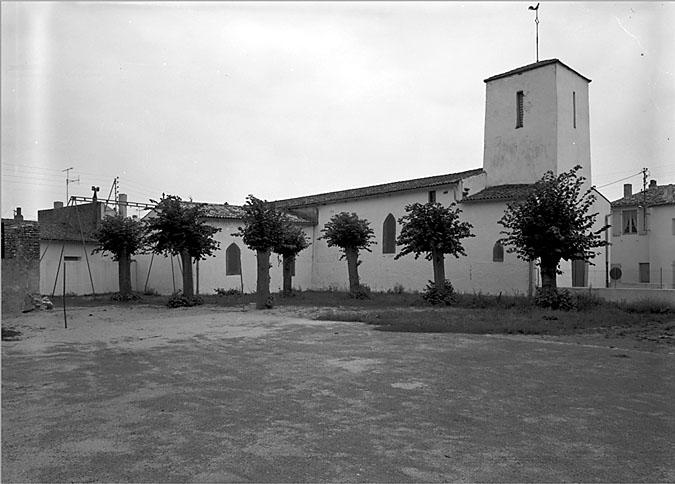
[572,91,577,129]
[639,263,650,283]
[226,243,241,275]
[428,190,436,203]
[572,258,587,287]
[382,213,396,254]
[516,91,524,128]
[492,241,504,262]
[622,209,637,234]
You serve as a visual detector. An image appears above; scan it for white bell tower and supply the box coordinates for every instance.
[482,59,592,187]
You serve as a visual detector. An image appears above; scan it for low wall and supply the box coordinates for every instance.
[566,287,675,306]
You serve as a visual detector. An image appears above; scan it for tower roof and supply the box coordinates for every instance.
[484,59,592,84]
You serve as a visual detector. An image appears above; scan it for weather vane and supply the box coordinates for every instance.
[528,3,540,62]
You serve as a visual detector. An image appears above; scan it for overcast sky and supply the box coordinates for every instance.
[2,1,674,219]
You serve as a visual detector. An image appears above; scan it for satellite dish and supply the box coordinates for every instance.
[610,267,622,280]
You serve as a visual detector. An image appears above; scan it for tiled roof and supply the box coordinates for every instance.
[150,202,313,225]
[274,168,485,208]
[611,184,675,208]
[484,58,592,84]
[461,184,534,203]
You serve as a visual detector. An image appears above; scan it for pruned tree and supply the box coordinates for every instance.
[320,212,375,294]
[145,194,221,300]
[235,195,285,309]
[499,165,609,291]
[395,202,474,291]
[273,220,310,296]
[92,214,147,297]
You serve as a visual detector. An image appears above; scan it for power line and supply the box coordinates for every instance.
[596,171,643,189]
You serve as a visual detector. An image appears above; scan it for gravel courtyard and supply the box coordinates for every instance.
[2,305,674,482]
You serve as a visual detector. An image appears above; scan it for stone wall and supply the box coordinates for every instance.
[2,219,40,314]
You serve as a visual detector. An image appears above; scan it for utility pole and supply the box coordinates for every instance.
[62,167,79,201]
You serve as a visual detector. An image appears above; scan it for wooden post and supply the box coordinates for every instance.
[62,261,68,329]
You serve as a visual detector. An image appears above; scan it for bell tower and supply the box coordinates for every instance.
[482,59,592,187]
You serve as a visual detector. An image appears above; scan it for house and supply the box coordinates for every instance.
[610,181,675,288]
[1,208,40,314]
[38,199,124,295]
[134,58,611,296]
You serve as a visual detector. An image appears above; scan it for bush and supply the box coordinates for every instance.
[534,287,575,311]
[143,288,160,296]
[572,291,604,311]
[111,292,141,302]
[349,284,372,300]
[167,292,204,308]
[387,283,406,295]
[422,280,457,306]
[215,287,242,297]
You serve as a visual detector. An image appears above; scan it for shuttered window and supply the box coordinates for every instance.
[428,191,436,203]
[226,243,241,275]
[516,91,524,128]
[382,214,396,254]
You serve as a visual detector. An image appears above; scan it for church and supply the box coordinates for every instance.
[134,58,611,297]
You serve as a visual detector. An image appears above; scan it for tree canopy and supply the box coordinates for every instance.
[320,212,375,255]
[235,195,285,252]
[395,202,474,262]
[499,165,609,290]
[92,214,146,262]
[274,221,310,258]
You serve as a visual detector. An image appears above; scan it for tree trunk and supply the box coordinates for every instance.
[540,256,558,291]
[282,255,294,296]
[431,247,446,290]
[180,250,194,299]
[345,247,360,294]
[118,248,132,296]
[256,249,271,309]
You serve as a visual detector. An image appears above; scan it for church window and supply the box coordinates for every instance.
[428,190,436,203]
[382,213,396,254]
[492,241,504,262]
[572,91,577,129]
[226,243,241,275]
[622,210,637,234]
[516,91,524,128]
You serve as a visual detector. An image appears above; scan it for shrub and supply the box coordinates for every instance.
[143,288,160,296]
[422,280,457,306]
[349,284,371,300]
[534,287,574,311]
[572,291,604,311]
[622,299,674,314]
[167,292,204,308]
[215,287,242,297]
[111,292,141,302]
[387,283,406,295]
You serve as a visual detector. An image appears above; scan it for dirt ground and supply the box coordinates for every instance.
[2,304,674,483]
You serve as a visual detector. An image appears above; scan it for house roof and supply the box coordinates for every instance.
[274,168,485,208]
[146,202,313,225]
[611,184,675,208]
[484,58,592,84]
[461,184,534,203]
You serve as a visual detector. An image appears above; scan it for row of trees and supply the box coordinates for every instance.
[94,166,607,308]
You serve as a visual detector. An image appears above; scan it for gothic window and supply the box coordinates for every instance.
[516,91,524,128]
[492,241,504,262]
[382,214,396,254]
[226,243,241,275]
[622,210,637,234]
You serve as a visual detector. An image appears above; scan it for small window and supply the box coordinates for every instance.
[492,241,504,263]
[671,218,675,236]
[639,263,650,283]
[226,243,241,276]
[382,214,396,254]
[63,255,81,261]
[516,91,524,128]
[428,191,436,203]
[622,210,637,234]
[572,91,577,129]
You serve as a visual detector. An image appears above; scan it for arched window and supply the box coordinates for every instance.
[382,213,396,254]
[226,243,241,275]
[492,241,504,262]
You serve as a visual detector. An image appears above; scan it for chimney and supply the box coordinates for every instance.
[649,179,657,189]
[623,184,632,198]
[118,193,128,218]
[14,207,23,221]
[54,201,64,209]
